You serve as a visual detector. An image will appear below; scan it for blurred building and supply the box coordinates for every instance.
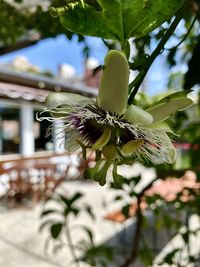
[0,56,99,159]
[83,57,102,88]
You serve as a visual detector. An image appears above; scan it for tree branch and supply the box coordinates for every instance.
[128,5,185,104]
[120,177,159,267]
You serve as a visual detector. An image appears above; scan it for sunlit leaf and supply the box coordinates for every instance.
[58,0,185,43]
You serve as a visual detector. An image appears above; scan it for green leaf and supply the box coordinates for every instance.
[41,209,62,217]
[50,223,63,239]
[84,205,96,220]
[69,192,83,204]
[58,0,185,43]
[139,249,153,266]
[81,226,94,245]
[59,192,83,206]
[122,204,130,218]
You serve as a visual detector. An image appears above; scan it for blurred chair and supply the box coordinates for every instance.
[2,159,69,208]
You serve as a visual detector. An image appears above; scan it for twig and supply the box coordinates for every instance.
[120,177,159,267]
[128,5,185,104]
[65,221,80,267]
[120,196,143,267]
[164,15,198,51]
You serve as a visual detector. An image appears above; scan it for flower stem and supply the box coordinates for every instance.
[128,5,185,105]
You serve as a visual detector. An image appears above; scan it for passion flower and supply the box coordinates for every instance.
[39,50,193,186]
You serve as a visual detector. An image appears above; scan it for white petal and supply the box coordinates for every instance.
[45,92,94,109]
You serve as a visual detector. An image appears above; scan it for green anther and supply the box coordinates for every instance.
[92,128,111,151]
[49,7,66,17]
[122,139,144,155]
[97,50,129,115]
[102,144,117,160]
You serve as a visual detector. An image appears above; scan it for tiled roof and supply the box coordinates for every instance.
[0,67,97,104]
[0,82,48,103]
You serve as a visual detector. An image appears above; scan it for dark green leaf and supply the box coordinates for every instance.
[40,209,62,217]
[59,192,83,207]
[114,195,123,201]
[84,205,96,220]
[81,226,94,245]
[70,192,83,205]
[50,223,63,239]
[122,204,130,218]
[139,248,153,265]
[64,207,80,216]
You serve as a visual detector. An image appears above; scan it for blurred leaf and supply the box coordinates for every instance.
[64,206,80,216]
[81,226,94,245]
[84,205,96,220]
[184,36,200,89]
[84,244,113,265]
[70,192,83,204]
[41,209,62,217]
[122,204,130,218]
[59,192,83,207]
[162,248,180,264]
[53,242,64,254]
[139,248,153,266]
[167,47,177,66]
[51,223,63,239]
[181,231,189,243]
[114,195,123,201]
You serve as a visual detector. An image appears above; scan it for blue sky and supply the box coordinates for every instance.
[0,34,168,95]
[0,35,107,76]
